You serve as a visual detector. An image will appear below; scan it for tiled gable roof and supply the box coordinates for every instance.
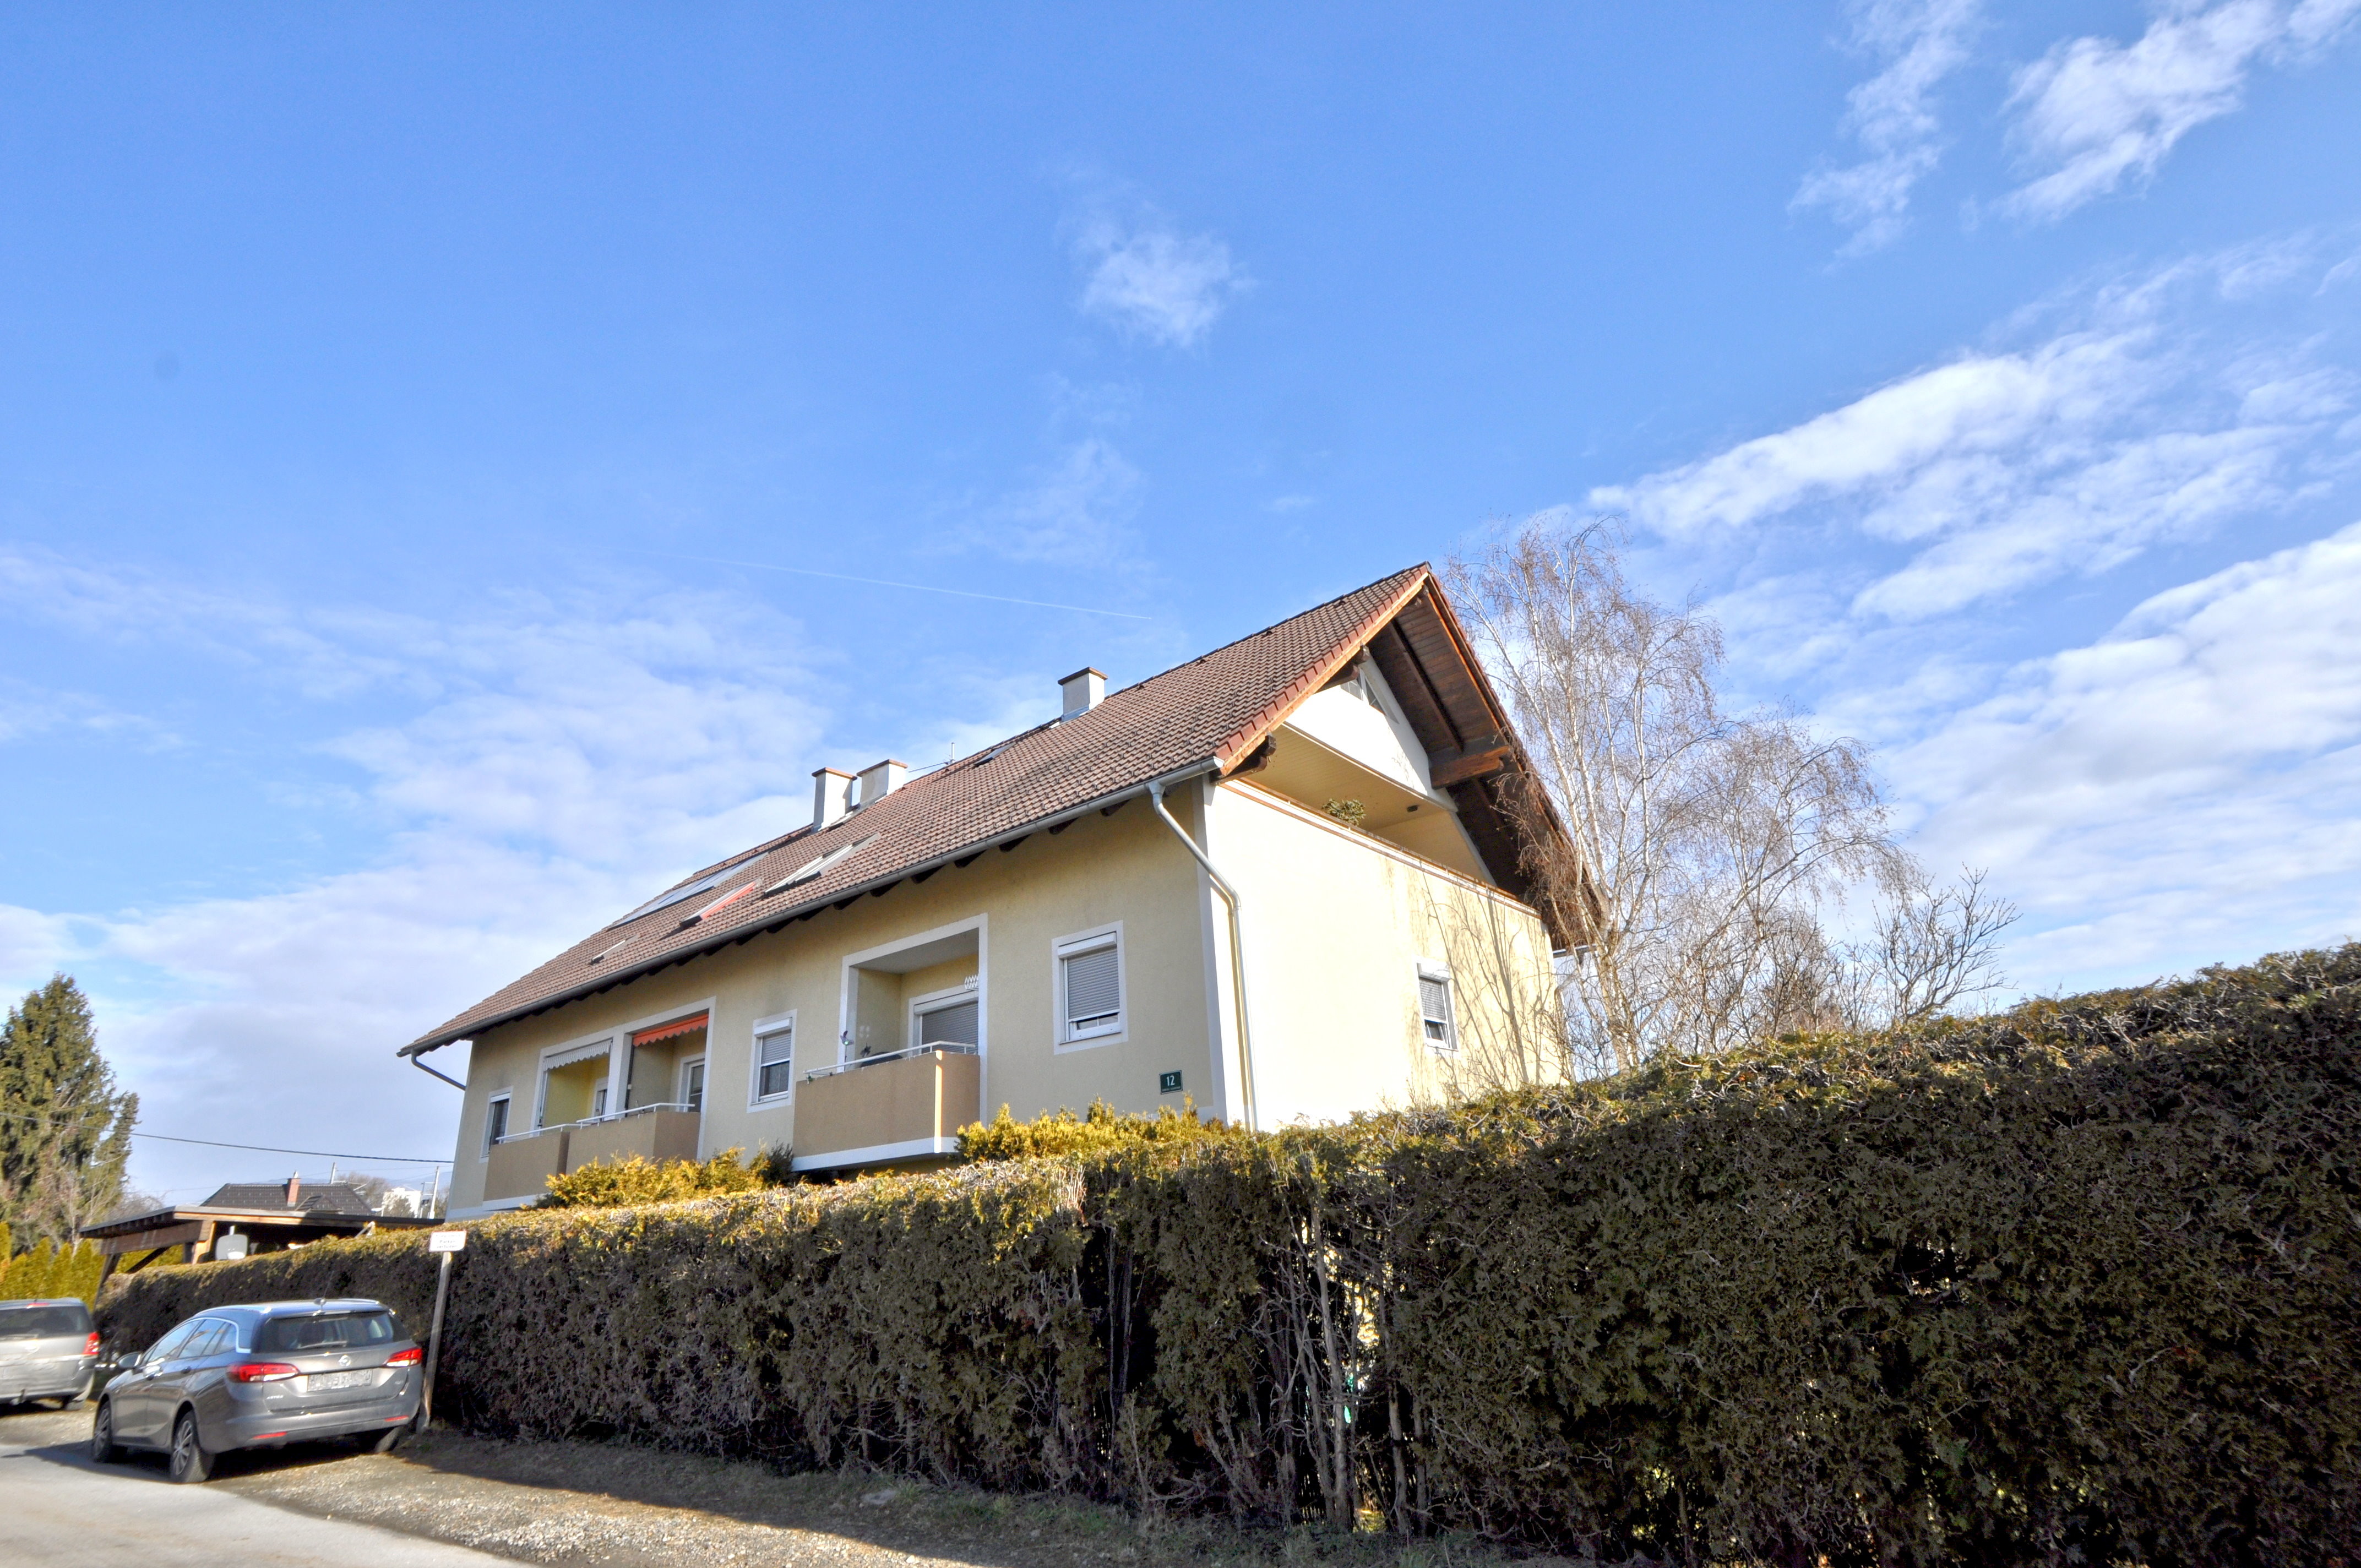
[200,1182,380,1216]
[405,565,1433,1053]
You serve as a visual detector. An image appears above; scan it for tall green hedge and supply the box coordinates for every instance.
[102,947,2361,1565]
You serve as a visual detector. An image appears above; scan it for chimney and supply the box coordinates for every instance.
[285,1172,302,1209]
[856,759,907,809]
[1060,667,1107,718]
[812,767,854,831]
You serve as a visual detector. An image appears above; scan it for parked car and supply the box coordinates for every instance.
[0,1298,100,1408]
[89,1298,423,1483]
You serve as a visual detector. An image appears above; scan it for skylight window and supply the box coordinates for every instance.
[764,834,877,895]
[681,883,757,926]
[608,867,731,929]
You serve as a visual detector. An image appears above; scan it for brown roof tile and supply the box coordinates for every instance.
[405,565,1432,1053]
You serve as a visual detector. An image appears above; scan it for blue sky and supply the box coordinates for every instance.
[4,2,2357,1200]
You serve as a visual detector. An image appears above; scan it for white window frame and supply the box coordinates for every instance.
[748,1010,797,1108]
[1053,922,1127,1052]
[1416,961,1457,1053]
[678,1055,705,1113]
[909,981,981,1052]
[481,1092,512,1159]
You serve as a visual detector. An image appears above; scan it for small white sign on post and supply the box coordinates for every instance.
[428,1229,467,1254]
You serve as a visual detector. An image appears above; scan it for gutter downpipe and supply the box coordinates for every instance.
[1149,776,1258,1134]
[410,1053,466,1091]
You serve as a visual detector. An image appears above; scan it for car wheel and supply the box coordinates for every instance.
[57,1376,89,1411]
[371,1423,408,1453]
[89,1400,121,1464]
[167,1409,214,1484]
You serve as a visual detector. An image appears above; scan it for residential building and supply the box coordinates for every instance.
[406,565,1581,1217]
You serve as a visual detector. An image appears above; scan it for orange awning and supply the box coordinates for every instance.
[633,1012,709,1047]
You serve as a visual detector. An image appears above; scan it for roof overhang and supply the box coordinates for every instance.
[79,1204,408,1239]
[399,755,1228,1057]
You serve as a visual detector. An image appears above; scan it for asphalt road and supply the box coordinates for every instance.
[0,1402,508,1568]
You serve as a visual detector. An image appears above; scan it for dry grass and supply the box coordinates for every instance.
[219,1424,1587,1568]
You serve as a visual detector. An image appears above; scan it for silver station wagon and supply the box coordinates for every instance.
[0,1298,100,1407]
[90,1298,423,1483]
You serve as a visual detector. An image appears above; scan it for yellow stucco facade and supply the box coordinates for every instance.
[442,762,1565,1215]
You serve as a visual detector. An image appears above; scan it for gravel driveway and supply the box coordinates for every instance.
[2,1401,1579,1568]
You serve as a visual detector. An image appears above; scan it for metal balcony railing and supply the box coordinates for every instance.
[495,1100,699,1145]
[801,1043,979,1082]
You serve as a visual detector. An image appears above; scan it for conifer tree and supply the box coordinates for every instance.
[0,976,138,1251]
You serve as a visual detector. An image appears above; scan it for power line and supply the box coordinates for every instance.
[132,1131,447,1165]
[0,1108,443,1165]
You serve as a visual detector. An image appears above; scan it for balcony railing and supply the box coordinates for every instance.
[791,1046,980,1172]
[501,1099,699,1137]
[801,1043,978,1081]
[482,1102,703,1202]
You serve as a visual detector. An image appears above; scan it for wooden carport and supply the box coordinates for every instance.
[80,1204,436,1287]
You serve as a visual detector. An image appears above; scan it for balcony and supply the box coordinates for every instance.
[482,1102,704,1204]
[790,1046,980,1172]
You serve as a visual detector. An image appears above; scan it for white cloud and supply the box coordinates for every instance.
[965,437,1144,567]
[1594,252,2352,617]
[1896,521,2361,983]
[2003,0,2361,222]
[0,565,825,1197]
[1073,214,1247,348]
[1793,0,1983,254]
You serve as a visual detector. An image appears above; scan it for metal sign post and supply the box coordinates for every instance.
[420,1228,466,1429]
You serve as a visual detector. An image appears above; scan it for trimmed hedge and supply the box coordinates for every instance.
[536,1147,770,1208]
[103,948,2361,1565]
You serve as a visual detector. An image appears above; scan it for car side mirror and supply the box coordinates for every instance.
[121,1351,144,1369]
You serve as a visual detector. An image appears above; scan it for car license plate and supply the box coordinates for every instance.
[306,1370,371,1391]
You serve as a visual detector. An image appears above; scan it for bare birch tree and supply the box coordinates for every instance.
[1446,516,2014,1072]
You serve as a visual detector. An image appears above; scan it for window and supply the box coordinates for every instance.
[1056,927,1124,1045]
[1417,965,1457,1050]
[913,990,980,1049]
[679,1057,705,1112]
[0,1302,91,1338]
[609,865,733,929]
[184,1321,236,1360]
[765,834,878,894]
[143,1321,202,1363]
[482,1094,511,1158]
[257,1311,398,1354]
[592,1084,608,1117]
[753,1021,795,1102]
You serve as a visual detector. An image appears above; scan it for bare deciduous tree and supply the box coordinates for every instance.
[1446,516,2015,1072]
[1851,865,2019,1029]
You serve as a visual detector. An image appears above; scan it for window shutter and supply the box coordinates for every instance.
[920,1000,980,1047]
[1064,945,1122,1031]
[757,1026,794,1098]
[1419,974,1454,1044]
